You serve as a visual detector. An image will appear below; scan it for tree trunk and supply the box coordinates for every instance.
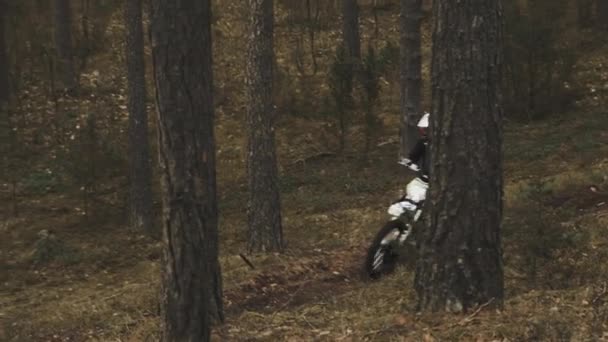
[246,0,284,253]
[125,0,154,235]
[0,0,10,204]
[79,0,91,73]
[53,0,77,92]
[597,0,608,30]
[342,0,360,61]
[339,0,358,147]
[306,0,318,74]
[0,0,8,106]
[399,0,422,158]
[415,0,504,312]
[578,0,594,28]
[150,0,224,340]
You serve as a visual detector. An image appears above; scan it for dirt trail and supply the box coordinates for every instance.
[224,244,370,316]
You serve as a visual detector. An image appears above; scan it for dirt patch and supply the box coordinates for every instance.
[544,184,608,212]
[225,245,368,315]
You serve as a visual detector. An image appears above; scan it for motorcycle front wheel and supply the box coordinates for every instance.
[364,219,409,280]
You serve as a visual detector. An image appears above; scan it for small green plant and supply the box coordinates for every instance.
[503,0,581,120]
[32,230,81,266]
[22,169,61,195]
[377,41,399,73]
[57,111,128,217]
[505,180,590,287]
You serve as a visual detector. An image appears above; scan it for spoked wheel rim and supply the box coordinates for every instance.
[371,227,401,273]
[365,219,413,280]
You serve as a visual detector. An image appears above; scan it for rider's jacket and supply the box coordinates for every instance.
[408,138,429,183]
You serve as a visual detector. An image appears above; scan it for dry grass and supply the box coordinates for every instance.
[5,110,607,340]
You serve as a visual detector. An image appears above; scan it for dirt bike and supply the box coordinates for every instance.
[363,161,427,279]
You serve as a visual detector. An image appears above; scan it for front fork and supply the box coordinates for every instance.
[398,223,412,244]
[397,208,422,244]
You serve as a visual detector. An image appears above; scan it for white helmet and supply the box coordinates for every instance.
[417,112,430,128]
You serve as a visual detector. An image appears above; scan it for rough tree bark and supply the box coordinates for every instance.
[399,0,423,157]
[577,0,594,28]
[342,0,360,61]
[0,0,8,107]
[150,0,224,340]
[597,0,608,30]
[246,0,284,253]
[79,0,91,73]
[53,0,77,91]
[415,0,505,312]
[0,0,10,188]
[341,0,359,100]
[125,0,154,235]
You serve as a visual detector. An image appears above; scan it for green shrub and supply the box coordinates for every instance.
[22,169,62,195]
[503,0,582,120]
[504,180,590,288]
[32,230,81,266]
[376,40,399,74]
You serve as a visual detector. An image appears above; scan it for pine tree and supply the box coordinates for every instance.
[415,0,505,312]
[53,0,76,91]
[150,0,224,339]
[246,0,284,253]
[399,0,422,157]
[125,0,154,234]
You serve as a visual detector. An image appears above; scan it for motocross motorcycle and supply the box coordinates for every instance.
[363,161,427,279]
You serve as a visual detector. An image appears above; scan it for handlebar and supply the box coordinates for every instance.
[397,158,420,172]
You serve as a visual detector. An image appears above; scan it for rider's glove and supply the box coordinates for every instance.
[398,158,411,166]
[398,157,420,171]
[408,163,420,172]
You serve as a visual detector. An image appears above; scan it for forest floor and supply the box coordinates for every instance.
[2,3,608,342]
[2,100,608,341]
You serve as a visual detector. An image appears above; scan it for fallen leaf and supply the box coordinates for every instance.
[394,314,409,326]
[423,332,436,342]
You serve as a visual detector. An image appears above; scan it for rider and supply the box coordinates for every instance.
[389,112,430,215]
[400,112,429,183]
